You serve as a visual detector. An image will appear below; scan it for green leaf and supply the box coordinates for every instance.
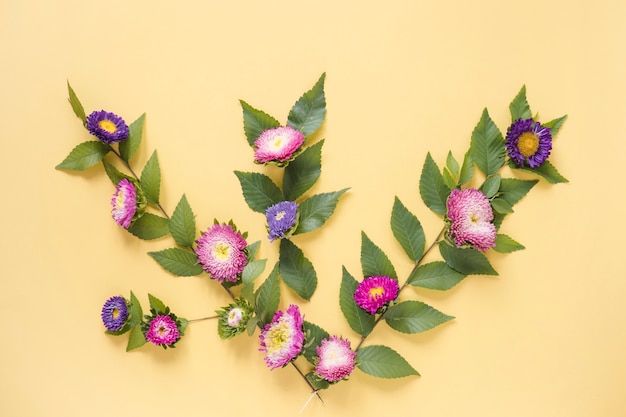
[283,140,323,201]
[407,261,467,290]
[240,100,281,147]
[126,325,147,351]
[148,247,203,276]
[287,73,327,136]
[55,141,110,171]
[490,197,513,214]
[510,160,569,184]
[493,234,525,253]
[128,291,143,327]
[302,321,330,365]
[242,259,267,285]
[442,167,457,190]
[470,108,506,176]
[119,113,145,162]
[293,188,349,235]
[543,115,567,138]
[390,197,425,262]
[384,300,454,334]
[509,85,532,121]
[361,232,397,279]
[279,239,317,300]
[140,150,161,205]
[170,194,196,248]
[245,315,259,335]
[234,171,284,213]
[245,240,261,260]
[255,263,281,326]
[446,151,460,177]
[356,345,419,378]
[339,267,375,337]
[67,81,86,123]
[127,213,169,240]
[102,160,131,185]
[498,178,538,207]
[148,293,167,313]
[439,241,498,275]
[458,150,475,186]
[419,153,451,215]
[306,372,331,391]
[481,174,501,199]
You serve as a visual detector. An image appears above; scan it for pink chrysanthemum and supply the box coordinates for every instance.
[315,336,357,383]
[353,276,399,315]
[254,126,305,164]
[259,305,305,369]
[145,315,180,347]
[195,224,248,283]
[111,179,137,229]
[446,188,496,251]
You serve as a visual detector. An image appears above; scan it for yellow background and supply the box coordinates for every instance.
[2,1,625,416]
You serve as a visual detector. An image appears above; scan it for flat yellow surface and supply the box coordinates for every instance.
[2,1,625,416]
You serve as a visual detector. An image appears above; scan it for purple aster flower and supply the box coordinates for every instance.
[265,201,298,242]
[505,118,552,168]
[259,304,305,369]
[446,188,496,251]
[144,314,181,347]
[254,126,305,164]
[86,110,130,144]
[354,276,399,315]
[315,336,357,383]
[195,223,248,283]
[101,295,129,332]
[111,178,137,229]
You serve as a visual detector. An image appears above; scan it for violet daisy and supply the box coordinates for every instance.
[505,118,552,168]
[315,336,357,383]
[86,110,130,144]
[265,201,298,242]
[195,223,248,283]
[254,126,305,164]
[111,178,137,229]
[144,314,181,348]
[259,305,305,369]
[446,188,496,251]
[101,295,129,332]
[354,276,399,315]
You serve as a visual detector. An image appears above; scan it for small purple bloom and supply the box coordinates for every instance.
[254,126,305,165]
[265,201,298,242]
[111,179,137,229]
[259,305,305,369]
[315,336,357,383]
[144,315,181,347]
[86,110,130,144]
[354,276,399,315]
[446,188,496,252]
[505,118,552,168]
[101,296,129,332]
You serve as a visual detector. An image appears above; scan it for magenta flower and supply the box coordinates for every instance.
[259,305,305,369]
[111,179,137,229]
[354,276,399,315]
[315,336,357,383]
[86,110,129,144]
[195,223,248,283]
[144,314,181,348]
[446,188,496,251]
[505,118,552,168]
[254,126,305,164]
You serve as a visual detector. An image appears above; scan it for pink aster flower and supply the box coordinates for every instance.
[315,336,357,383]
[145,314,180,347]
[254,126,305,164]
[259,305,305,369]
[446,188,496,251]
[111,179,137,229]
[353,275,399,315]
[195,224,248,283]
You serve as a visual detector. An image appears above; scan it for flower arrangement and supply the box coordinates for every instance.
[57,74,567,406]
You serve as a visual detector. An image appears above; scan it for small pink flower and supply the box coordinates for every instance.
[446,188,496,251]
[111,179,137,229]
[354,276,399,315]
[254,126,305,164]
[195,224,248,282]
[145,315,180,347]
[315,336,356,383]
[259,305,304,369]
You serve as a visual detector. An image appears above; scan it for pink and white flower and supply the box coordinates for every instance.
[195,224,248,282]
[254,126,305,164]
[315,336,357,383]
[111,179,137,229]
[446,188,496,251]
[259,305,304,369]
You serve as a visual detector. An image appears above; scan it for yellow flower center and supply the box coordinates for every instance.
[272,136,284,148]
[266,321,290,354]
[368,286,384,298]
[158,326,166,336]
[115,189,127,208]
[112,308,120,319]
[213,242,230,260]
[98,119,118,133]
[517,132,540,157]
[275,211,286,220]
